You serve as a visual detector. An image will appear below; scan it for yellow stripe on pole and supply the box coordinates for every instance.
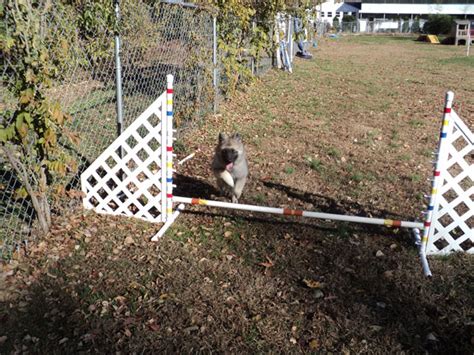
[384,219,393,226]
[166,162,173,168]
[431,188,438,195]
[167,99,173,105]
[443,120,449,126]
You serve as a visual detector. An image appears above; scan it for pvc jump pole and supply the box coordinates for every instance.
[153,75,432,276]
[173,196,423,229]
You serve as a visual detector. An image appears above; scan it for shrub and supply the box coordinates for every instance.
[342,14,355,23]
[332,17,340,31]
[412,18,421,33]
[423,14,453,35]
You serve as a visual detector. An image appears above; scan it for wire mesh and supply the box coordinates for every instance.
[0,1,213,260]
[0,2,316,260]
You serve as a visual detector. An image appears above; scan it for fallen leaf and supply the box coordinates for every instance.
[309,339,319,349]
[124,236,135,245]
[303,279,323,289]
[124,328,132,337]
[369,325,383,332]
[258,256,274,268]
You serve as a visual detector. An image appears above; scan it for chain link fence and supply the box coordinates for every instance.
[1,1,215,260]
[2,1,316,261]
[1,1,322,260]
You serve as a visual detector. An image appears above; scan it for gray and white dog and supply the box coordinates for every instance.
[211,132,248,203]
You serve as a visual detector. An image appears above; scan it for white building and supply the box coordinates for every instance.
[316,1,474,33]
[316,0,360,24]
[358,1,474,20]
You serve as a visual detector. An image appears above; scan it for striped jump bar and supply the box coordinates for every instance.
[173,196,424,229]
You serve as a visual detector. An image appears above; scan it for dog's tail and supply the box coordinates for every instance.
[219,170,234,188]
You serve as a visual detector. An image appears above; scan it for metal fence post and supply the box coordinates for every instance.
[114,0,124,149]
[251,20,256,76]
[213,16,218,113]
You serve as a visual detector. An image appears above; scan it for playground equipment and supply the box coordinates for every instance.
[81,75,473,277]
[417,34,440,44]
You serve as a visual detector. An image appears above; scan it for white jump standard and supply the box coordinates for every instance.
[81,75,474,277]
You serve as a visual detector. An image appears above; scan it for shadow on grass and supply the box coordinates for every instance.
[0,209,473,353]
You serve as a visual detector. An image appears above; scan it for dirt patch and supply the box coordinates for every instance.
[1,35,473,353]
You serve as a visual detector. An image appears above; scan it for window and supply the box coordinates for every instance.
[328,12,332,17]
[336,12,340,17]
[321,12,325,17]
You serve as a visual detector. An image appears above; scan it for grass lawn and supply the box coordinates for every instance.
[1,35,473,353]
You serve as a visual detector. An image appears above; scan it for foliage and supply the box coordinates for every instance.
[412,18,421,34]
[423,14,454,35]
[332,17,340,31]
[402,17,410,33]
[342,14,355,23]
[0,0,79,234]
[198,0,313,96]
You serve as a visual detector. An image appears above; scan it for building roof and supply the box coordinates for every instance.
[336,3,360,13]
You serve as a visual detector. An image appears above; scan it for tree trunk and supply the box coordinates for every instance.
[39,166,52,228]
[1,145,51,235]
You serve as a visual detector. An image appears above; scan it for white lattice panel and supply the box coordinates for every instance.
[81,93,167,223]
[426,110,474,255]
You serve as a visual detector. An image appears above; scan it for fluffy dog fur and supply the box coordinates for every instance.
[211,133,248,203]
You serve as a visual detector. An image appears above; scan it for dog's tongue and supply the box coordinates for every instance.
[225,162,234,171]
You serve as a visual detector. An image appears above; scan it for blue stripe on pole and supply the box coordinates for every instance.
[428,205,434,211]
[440,132,447,138]
[167,178,173,183]
[167,111,173,116]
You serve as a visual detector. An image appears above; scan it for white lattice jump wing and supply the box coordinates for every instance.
[424,93,474,255]
[81,92,168,223]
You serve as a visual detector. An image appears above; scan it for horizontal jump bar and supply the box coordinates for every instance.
[173,196,424,229]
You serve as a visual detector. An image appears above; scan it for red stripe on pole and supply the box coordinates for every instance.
[166,146,173,152]
[283,208,303,216]
[392,220,402,228]
[167,89,173,94]
[444,108,451,113]
[191,198,200,205]
[424,221,431,227]
[167,194,173,198]
[434,171,440,176]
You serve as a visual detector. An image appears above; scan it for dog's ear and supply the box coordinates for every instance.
[232,133,242,142]
[218,132,228,143]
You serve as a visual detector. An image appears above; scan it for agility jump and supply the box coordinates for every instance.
[81,75,473,277]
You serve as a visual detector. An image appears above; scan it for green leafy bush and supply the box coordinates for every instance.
[423,14,453,35]
[332,17,340,31]
[1,0,80,234]
[342,14,355,23]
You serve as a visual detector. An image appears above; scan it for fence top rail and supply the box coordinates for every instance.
[160,0,199,9]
